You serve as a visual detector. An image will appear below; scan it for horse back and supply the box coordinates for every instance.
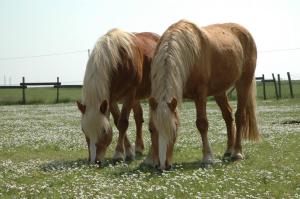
[110,32,159,101]
[192,23,256,96]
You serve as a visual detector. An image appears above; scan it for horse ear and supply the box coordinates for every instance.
[149,97,158,110]
[76,101,86,114]
[167,98,177,112]
[100,100,108,114]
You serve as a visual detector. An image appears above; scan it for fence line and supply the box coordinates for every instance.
[0,73,298,104]
[227,72,296,100]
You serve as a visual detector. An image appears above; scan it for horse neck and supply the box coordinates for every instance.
[82,30,136,106]
[151,63,183,105]
[151,38,195,105]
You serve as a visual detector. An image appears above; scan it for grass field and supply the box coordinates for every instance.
[0,99,299,198]
[0,87,81,105]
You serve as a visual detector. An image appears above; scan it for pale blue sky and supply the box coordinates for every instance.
[0,0,300,85]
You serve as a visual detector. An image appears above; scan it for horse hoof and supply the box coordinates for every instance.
[125,155,135,162]
[200,162,212,169]
[231,153,244,161]
[200,161,214,169]
[125,151,135,161]
[142,156,153,166]
[135,145,144,156]
[201,157,222,168]
[135,151,143,157]
[112,151,125,164]
[125,148,135,161]
[113,151,125,162]
[202,154,214,165]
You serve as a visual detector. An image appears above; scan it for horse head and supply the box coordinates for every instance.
[149,97,179,170]
[77,100,112,165]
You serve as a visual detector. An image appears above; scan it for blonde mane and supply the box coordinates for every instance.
[151,20,202,105]
[82,29,135,106]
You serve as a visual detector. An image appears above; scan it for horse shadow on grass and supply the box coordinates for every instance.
[111,155,238,178]
[40,158,90,172]
[39,154,241,174]
[39,155,143,172]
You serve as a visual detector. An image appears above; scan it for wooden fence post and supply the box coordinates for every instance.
[272,73,279,100]
[22,76,26,104]
[287,72,294,98]
[262,74,266,100]
[56,77,59,103]
[277,74,281,98]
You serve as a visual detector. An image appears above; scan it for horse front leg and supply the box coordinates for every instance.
[111,102,135,161]
[133,100,145,155]
[85,135,91,162]
[110,103,120,127]
[143,117,159,168]
[194,93,214,165]
[113,96,135,162]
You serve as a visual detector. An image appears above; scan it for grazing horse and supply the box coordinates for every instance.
[77,29,159,164]
[148,20,259,170]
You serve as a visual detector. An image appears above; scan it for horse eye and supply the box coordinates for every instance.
[102,129,106,134]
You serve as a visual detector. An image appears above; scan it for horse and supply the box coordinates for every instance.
[148,19,259,170]
[77,29,159,164]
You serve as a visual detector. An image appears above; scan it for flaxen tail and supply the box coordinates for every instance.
[244,78,260,141]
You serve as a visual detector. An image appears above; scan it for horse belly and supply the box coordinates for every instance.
[208,37,244,96]
[208,61,242,96]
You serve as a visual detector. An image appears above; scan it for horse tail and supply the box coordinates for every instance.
[244,77,260,141]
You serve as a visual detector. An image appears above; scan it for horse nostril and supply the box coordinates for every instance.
[166,164,172,171]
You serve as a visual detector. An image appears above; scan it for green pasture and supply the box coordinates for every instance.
[228,80,300,100]
[0,87,81,105]
[0,80,299,105]
[0,99,299,198]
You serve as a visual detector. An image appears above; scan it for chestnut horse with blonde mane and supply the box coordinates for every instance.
[77,29,159,164]
[149,20,259,170]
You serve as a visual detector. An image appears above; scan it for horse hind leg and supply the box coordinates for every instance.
[214,93,235,158]
[133,100,145,156]
[233,76,253,161]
